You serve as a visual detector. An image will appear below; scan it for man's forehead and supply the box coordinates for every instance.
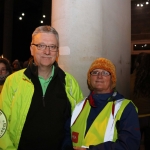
[32,33,57,43]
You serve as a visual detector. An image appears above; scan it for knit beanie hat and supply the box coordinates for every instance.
[87,58,116,90]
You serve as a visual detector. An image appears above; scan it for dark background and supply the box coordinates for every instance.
[0,0,52,63]
[1,0,150,66]
[131,0,150,73]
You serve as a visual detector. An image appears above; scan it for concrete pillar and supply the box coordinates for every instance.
[3,0,14,61]
[51,0,131,98]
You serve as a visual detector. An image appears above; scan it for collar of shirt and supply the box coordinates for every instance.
[38,65,55,95]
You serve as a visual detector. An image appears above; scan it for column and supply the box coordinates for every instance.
[51,0,131,98]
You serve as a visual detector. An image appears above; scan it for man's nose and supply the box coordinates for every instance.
[44,47,50,54]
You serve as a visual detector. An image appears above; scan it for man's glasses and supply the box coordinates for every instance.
[31,44,58,52]
[90,70,111,76]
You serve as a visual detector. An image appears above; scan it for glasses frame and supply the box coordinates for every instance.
[90,70,111,76]
[31,44,58,52]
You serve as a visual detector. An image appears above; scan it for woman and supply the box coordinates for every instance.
[0,57,12,93]
[70,58,140,150]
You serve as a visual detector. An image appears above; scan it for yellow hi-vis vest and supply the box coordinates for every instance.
[71,98,131,148]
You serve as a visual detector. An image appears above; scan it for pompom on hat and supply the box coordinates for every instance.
[87,58,116,90]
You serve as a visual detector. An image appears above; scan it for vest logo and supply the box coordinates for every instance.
[72,132,79,143]
[0,110,7,138]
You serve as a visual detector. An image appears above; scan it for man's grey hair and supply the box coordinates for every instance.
[32,25,59,47]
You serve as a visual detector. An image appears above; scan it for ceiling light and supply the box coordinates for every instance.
[146,2,149,4]
[141,4,144,7]
[40,20,43,23]
[137,4,140,7]
[19,17,22,20]
[22,13,25,16]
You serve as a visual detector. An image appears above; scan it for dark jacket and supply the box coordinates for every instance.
[63,92,141,150]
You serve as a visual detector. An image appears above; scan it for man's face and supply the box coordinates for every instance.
[30,33,58,67]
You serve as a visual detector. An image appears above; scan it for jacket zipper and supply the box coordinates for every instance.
[42,95,45,107]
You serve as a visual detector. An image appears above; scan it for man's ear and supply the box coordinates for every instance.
[30,45,33,56]
[56,48,59,59]
[57,50,59,57]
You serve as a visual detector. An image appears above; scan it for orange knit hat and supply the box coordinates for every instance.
[87,58,116,89]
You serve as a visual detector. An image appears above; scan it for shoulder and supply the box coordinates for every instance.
[56,68,78,86]
[64,72,78,83]
[122,100,138,118]
[5,69,26,84]
[9,69,25,77]
[55,65,78,82]
[65,72,75,79]
[122,99,136,110]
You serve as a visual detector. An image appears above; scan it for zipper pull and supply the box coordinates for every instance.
[42,96,45,107]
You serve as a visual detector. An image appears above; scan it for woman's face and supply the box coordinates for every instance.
[90,69,112,94]
[0,63,7,75]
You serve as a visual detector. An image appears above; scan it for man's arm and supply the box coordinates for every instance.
[65,72,84,112]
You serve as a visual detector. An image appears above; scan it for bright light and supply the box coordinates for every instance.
[19,17,22,20]
[146,2,149,4]
[134,45,137,47]
[141,4,144,7]
[137,4,140,7]
[22,13,25,16]
[43,15,46,18]
[40,20,43,23]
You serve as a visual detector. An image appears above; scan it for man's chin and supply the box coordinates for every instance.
[38,61,52,67]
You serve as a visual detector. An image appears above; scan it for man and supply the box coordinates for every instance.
[0,26,83,150]
[66,58,140,150]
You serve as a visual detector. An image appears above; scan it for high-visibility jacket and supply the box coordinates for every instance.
[71,98,131,148]
[0,65,83,150]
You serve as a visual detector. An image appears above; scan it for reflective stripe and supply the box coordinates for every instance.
[104,99,124,142]
[81,145,89,148]
[71,98,125,142]
[71,98,87,126]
